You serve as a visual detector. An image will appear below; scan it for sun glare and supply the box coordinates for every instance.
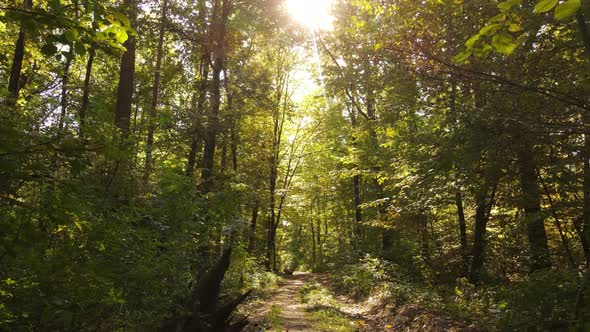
[286,0,334,30]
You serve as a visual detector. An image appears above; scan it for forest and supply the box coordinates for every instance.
[1,0,590,330]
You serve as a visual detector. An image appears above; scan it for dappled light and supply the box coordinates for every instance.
[1,0,590,331]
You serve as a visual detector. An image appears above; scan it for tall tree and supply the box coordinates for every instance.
[143,0,169,183]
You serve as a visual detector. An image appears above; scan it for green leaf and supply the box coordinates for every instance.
[374,42,382,51]
[489,13,507,23]
[111,10,131,27]
[554,0,581,20]
[454,50,472,62]
[508,23,522,32]
[534,0,558,13]
[64,28,79,43]
[474,44,494,58]
[41,43,58,56]
[479,23,501,36]
[491,32,517,54]
[115,29,128,43]
[74,42,87,56]
[465,34,481,48]
[497,0,520,12]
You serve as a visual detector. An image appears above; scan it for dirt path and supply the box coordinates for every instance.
[272,272,315,331]
[243,272,476,332]
[244,272,317,332]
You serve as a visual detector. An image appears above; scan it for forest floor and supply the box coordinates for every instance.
[243,272,477,332]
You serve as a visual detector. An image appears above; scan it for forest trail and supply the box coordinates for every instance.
[255,272,316,331]
[245,272,383,332]
[273,272,316,331]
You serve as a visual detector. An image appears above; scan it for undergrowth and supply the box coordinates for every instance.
[300,282,355,332]
[328,254,588,331]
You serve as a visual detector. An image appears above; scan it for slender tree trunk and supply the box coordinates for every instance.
[455,191,469,275]
[576,13,590,267]
[517,139,551,272]
[316,204,322,264]
[419,213,430,263]
[57,58,72,135]
[248,199,259,254]
[220,139,228,171]
[143,0,168,184]
[79,49,95,138]
[266,167,277,270]
[310,217,316,268]
[200,0,229,193]
[574,216,590,266]
[353,174,362,243]
[469,190,490,284]
[6,0,32,106]
[231,126,238,172]
[539,173,576,266]
[186,60,209,177]
[576,13,590,316]
[114,0,137,136]
[469,179,497,284]
[583,113,590,267]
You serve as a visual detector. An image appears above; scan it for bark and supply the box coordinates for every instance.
[57,58,72,135]
[469,190,490,284]
[186,59,209,177]
[316,203,322,263]
[469,181,497,284]
[353,174,362,242]
[230,126,238,172]
[266,71,286,271]
[310,217,316,268]
[517,139,551,272]
[220,139,228,171]
[583,110,590,267]
[143,0,168,184]
[248,199,259,254]
[200,0,230,193]
[574,216,590,266]
[6,0,32,106]
[79,49,95,138]
[455,191,469,275]
[539,173,576,267]
[114,0,137,136]
[419,213,430,263]
[576,13,590,267]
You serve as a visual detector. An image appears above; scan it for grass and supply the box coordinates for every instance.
[259,304,283,332]
[300,282,356,332]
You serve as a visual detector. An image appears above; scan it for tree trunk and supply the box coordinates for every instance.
[6,0,32,106]
[231,126,238,172]
[114,0,137,136]
[539,173,576,266]
[310,217,316,268]
[353,174,362,243]
[220,139,228,171]
[455,191,469,275]
[419,213,430,263]
[248,199,259,254]
[57,58,72,136]
[200,0,230,193]
[79,48,95,138]
[517,139,551,272]
[186,59,209,177]
[469,190,490,284]
[143,0,168,184]
[583,114,590,267]
[469,180,497,284]
[578,12,590,268]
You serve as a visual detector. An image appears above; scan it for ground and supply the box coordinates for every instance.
[243,272,477,332]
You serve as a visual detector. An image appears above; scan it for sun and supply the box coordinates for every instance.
[286,0,335,30]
